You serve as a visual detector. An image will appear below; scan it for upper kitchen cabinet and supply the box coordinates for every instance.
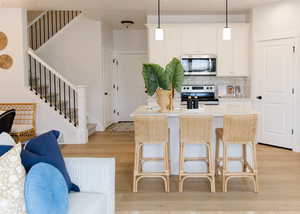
[217,24,250,77]
[181,25,218,54]
[147,25,181,67]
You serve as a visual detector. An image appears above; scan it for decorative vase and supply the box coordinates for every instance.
[156,89,173,113]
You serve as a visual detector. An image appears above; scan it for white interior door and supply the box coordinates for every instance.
[103,48,114,128]
[115,54,148,121]
[255,39,295,149]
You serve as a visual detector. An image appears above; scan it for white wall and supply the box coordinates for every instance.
[0,8,80,144]
[36,15,104,130]
[100,21,114,129]
[113,29,148,53]
[252,0,300,41]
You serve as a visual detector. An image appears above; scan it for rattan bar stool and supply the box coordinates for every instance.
[216,114,259,193]
[179,115,215,192]
[133,116,170,192]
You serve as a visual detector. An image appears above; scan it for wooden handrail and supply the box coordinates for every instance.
[28,10,49,28]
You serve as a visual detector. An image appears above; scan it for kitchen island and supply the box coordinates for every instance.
[131,103,258,175]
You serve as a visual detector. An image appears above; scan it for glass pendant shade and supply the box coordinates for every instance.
[155,28,164,41]
[223,27,232,40]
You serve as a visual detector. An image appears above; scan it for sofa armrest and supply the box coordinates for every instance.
[64,158,115,214]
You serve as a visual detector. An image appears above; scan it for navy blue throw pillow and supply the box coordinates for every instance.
[0,145,13,156]
[21,130,80,192]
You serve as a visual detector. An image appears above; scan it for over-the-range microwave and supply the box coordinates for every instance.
[181,54,217,76]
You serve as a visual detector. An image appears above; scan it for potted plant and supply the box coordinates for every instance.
[142,58,184,112]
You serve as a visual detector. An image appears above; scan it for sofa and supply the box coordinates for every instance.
[64,158,115,214]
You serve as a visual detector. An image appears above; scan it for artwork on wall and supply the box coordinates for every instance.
[0,31,13,70]
[0,32,8,50]
[0,54,13,69]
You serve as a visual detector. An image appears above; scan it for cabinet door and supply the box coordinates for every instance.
[217,27,233,76]
[232,24,249,77]
[217,24,249,77]
[165,27,181,65]
[148,27,181,67]
[148,28,166,66]
[181,26,217,54]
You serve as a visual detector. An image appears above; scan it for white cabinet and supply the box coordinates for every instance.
[181,25,218,54]
[217,24,249,77]
[147,23,249,76]
[148,26,181,67]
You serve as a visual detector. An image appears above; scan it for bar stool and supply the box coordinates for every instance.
[179,115,215,192]
[133,116,170,192]
[216,114,259,193]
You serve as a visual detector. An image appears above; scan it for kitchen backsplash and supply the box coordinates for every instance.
[183,76,251,98]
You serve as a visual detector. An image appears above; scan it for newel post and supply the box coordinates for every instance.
[77,85,88,144]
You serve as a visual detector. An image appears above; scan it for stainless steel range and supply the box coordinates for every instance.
[181,85,219,105]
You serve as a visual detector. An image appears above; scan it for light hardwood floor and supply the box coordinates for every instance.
[61,131,300,214]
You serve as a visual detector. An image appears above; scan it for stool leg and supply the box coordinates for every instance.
[222,143,228,192]
[208,142,216,193]
[179,143,185,192]
[166,143,170,192]
[133,143,140,192]
[243,144,247,172]
[163,143,170,192]
[252,142,259,193]
[215,133,220,176]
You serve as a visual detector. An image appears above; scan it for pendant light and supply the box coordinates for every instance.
[223,0,232,40]
[155,0,164,40]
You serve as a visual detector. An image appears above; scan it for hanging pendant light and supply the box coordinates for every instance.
[223,0,232,40]
[155,0,164,40]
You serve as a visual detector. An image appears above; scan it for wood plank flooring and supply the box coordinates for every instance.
[61,131,300,214]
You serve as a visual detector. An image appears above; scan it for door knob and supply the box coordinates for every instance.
[104,92,108,95]
[256,96,262,100]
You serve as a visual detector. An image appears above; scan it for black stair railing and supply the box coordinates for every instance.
[28,49,78,126]
[29,10,82,50]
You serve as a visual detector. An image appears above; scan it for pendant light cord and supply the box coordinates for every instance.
[158,0,161,29]
[226,0,228,28]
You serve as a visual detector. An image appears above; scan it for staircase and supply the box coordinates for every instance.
[27,10,96,142]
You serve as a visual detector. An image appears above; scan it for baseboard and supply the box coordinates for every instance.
[293,145,300,152]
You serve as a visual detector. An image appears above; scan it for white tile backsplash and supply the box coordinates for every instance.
[183,76,250,98]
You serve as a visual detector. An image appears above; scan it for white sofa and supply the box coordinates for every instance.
[64,158,115,214]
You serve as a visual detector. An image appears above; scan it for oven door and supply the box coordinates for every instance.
[182,55,217,76]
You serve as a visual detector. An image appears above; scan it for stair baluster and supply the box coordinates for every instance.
[68,86,71,123]
[73,89,77,126]
[49,69,52,107]
[44,67,47,103]
[64,82,67,119]
[34,58,38,95]
[59,79,62,115]
[39,63,42,98]
[29,55,33,91]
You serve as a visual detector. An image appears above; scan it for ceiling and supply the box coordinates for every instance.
[1,0,283,29]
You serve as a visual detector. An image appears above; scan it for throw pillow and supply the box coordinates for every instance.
[0,132,16,145]
[21,130,79,192]
[24,163,69,214]
[0,145,13,156]
[0,144,27,214]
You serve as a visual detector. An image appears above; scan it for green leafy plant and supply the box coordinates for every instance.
[142,58,184,96]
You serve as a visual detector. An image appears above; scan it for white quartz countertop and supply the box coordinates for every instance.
[131,104,258,118]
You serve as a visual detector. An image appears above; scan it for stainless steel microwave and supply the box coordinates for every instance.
[181,54,217,76]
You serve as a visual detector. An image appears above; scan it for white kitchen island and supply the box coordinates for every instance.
[131,103,258,175]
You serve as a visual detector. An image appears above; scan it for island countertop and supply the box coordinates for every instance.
[131,104,258,118]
